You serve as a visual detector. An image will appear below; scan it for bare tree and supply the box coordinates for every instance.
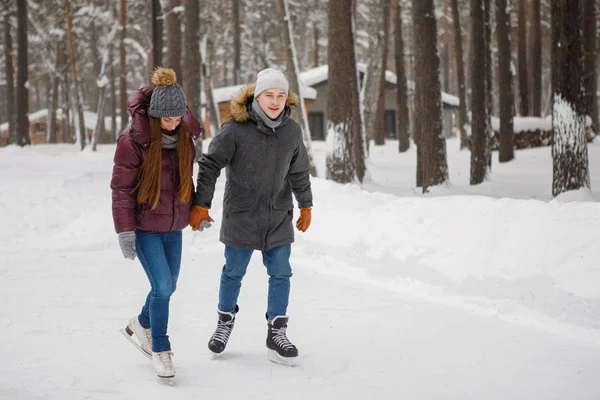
[66,0,86,150]
[3,12,15,145]
[166,0,183,82]
[394,0,410,152]
[362,0,386,146]
[583,0,598,134]
[517,0,529,116]
[496,0,514,162]
[530,0,542,115]
[412,0,448,191]
[47,39,64,144]
[373,0,391,146]
[277,0,318,176]
[119,0,127,131]
[451,0,469,149]
[151,0,163,69]
[184,0,202,158]
[327,0,365,183]
[470,0,490,184]
[15,0,30,146]
[91,22,119,151]
[202,0,220,137]
[551,0,589,196]
[232,0,241,84]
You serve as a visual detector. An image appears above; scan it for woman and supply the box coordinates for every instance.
[110,67,202,379]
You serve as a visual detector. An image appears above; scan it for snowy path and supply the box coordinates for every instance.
[1,142,600,399]
[2,241,600,399]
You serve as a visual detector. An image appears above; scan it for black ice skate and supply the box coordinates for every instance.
[266,315,298,366]
[208,305,239,354]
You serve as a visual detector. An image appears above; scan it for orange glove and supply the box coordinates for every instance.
[190,205,213,231]
[296,208,312,232]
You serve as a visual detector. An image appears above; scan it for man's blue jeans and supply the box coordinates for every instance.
[219,244,293,321]
[135,229,182,352]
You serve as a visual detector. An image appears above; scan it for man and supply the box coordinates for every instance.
[190,68,313,366]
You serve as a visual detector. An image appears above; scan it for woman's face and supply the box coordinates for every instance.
[160,116,183,132]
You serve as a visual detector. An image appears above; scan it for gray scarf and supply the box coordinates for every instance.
[161,130,179,149]
[252,98,285,129]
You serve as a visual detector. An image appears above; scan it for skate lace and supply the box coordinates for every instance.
[156,351,174,368]
[142,329,153,347]
[272,326,295,350]
[212,319,234,343]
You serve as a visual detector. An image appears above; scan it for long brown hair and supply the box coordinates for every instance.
[136,117,193,210]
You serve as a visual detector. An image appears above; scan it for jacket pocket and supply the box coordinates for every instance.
[272,195,293,210]
[227,191,257,213]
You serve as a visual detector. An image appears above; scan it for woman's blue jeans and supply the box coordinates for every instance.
[218,244,293,321]
[135,229,182,352]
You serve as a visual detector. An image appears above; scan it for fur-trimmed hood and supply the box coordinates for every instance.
[229,84,299,123]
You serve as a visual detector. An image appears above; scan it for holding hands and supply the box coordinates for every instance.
[190,205,214,231]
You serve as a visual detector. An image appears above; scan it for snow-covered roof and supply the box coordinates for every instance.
[206,83,317,105]
[299,64,460,107]
[1,109,117,134]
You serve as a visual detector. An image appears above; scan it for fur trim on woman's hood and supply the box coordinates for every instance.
[229,84,299,123]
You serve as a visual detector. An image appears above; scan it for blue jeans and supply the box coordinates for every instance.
[135,230,182,352]
[219,244,293,320]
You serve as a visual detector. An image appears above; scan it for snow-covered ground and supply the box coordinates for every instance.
[1,138,599,399]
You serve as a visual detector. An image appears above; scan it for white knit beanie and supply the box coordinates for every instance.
[254,68,289,98]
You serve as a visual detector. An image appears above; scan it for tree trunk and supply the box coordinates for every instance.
[412,0,448,191]
[394,0,410,152]
[4,13,15,145]
[451,0,469,149]
[61,52,71,143]
[583,1,598,134]
[373,0,390,146]
[66,0,86,150]
[363,0,385,146]
[496,0,514,162]
[551,0,589,196]
[518,0,529,116]
[529,0,542,116]
[277,0,318,176]
[15,0,30,146]
[484,0,492,168]
[166,0,183,83]
[470,0,489,184]
[327,0,364,183]
[119,0,127,131]
[232,0,241,84]
[313,0,320,67]
[109,38,117,143]
[152,0,163,69]
[184,0,202,158]
[47,41,61,144]
[203,0,220,137]
[442,0,451,93]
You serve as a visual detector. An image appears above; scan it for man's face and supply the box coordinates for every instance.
[160,116,182,132]
[257,88,287,120]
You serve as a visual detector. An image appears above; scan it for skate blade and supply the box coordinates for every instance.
[119,328,152,360]
[267,349,297,367]
[159,376,176,386]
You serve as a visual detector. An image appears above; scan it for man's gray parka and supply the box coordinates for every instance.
[193,85,313,250]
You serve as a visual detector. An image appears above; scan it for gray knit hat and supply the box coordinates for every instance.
[254,68,289,98]
[148,67,187,118]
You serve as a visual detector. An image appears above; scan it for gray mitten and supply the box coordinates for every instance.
[118,231,136,260]
[199,217,214,232]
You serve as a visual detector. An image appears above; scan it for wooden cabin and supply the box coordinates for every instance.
[0,109,115,146]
